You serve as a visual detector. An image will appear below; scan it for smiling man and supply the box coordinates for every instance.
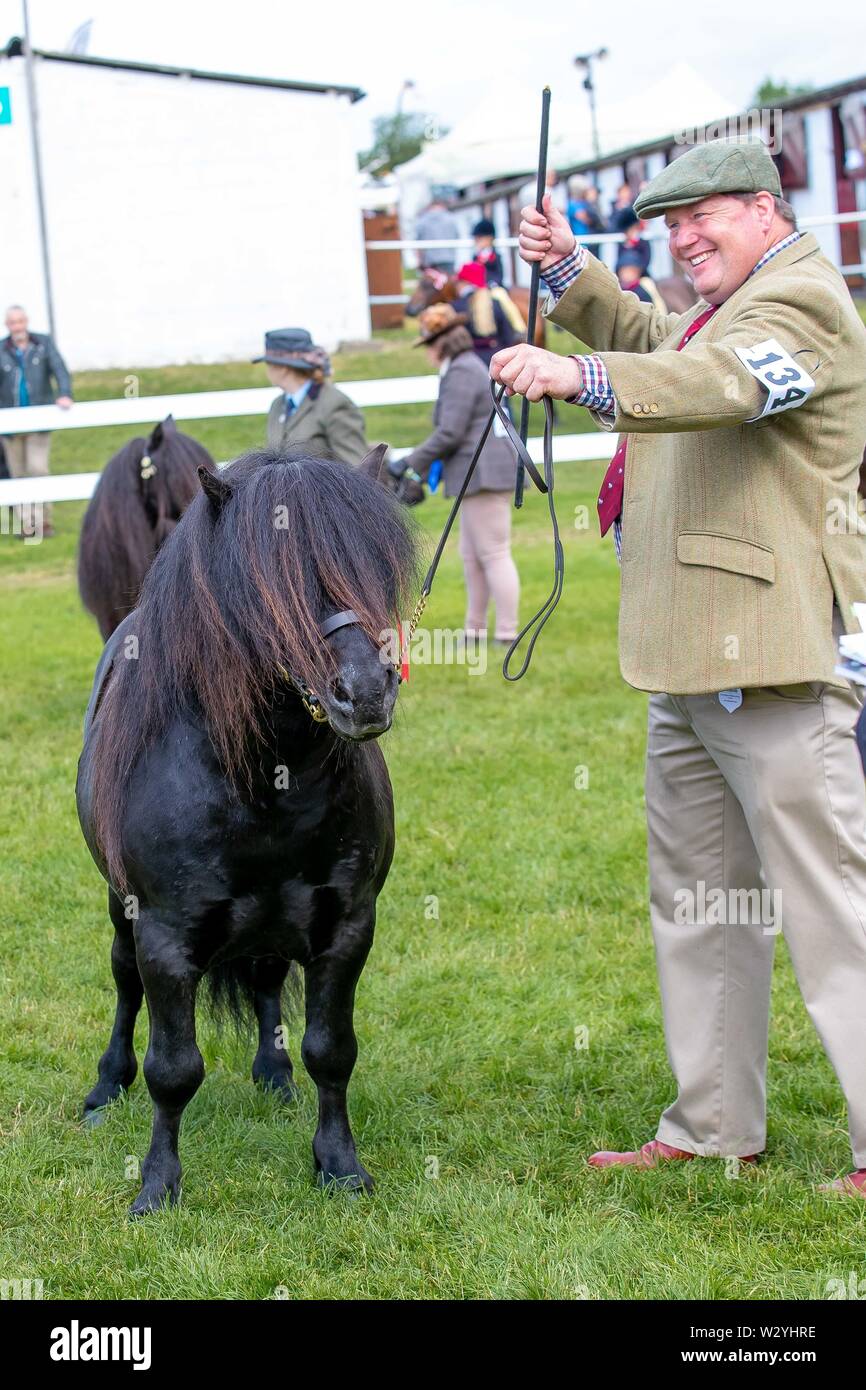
[490,140,866,1197]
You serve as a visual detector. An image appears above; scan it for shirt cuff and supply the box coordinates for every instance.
[566,354,617,418]
[540,244,587,301]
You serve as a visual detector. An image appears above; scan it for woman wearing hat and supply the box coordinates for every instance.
[398,304,520,644]
[255,328,368,466]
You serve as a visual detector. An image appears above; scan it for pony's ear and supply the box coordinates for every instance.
[198,464,232,511]
[148,414,177,452]
[360,443,389,482]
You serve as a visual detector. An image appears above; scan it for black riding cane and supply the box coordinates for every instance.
[403,86,562,682]
[514,85,551,510]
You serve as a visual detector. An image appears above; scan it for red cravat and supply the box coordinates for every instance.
[597,305,720,536]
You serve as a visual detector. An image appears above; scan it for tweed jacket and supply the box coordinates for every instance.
[404,350,517,497]
[547,233,866,692]
[266,381,368,466]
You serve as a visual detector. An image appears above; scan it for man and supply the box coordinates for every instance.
[254,328,368,465]
[1,305,73,538]
[414,196,460,275]
[491,140,866,1198]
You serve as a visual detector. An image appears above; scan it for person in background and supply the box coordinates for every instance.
[415,196,460,274]
[570,178,605,258]
[608,181,634,229]
[0,304,73,538]
[393,303,519,645]
[614,208,652,276]
[616,251,654,302]
[453,262,525,366]
[255,328,368,465]
[567,177,605,260]
[471,218,505,286]
[450,262,517,366]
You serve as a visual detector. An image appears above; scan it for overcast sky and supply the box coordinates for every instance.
[3,0,863,153]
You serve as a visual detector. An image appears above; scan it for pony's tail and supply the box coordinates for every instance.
[203,958,301,1033]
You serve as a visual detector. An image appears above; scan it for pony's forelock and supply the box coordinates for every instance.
[89,449,419,890]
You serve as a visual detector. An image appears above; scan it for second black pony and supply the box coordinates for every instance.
[76,447,418,1214]
[77,415,214,639]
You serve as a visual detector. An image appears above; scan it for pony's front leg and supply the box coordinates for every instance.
[302,915,374,1193]
[130,918,204,1217]
[251,955,299,1102]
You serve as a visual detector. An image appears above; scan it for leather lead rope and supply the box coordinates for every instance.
[408,381,563,682]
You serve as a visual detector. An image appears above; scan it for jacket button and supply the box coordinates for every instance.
[633,403,642,413]
[650,403,659,413]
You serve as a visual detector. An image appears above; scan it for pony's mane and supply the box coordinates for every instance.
[77,416,213,635]
[89,449,419,890]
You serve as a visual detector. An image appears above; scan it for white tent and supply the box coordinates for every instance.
[397,63,736,234]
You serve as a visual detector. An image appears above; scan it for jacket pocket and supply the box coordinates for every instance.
[676,531,775,583]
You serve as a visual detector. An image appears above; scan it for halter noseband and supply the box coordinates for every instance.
[279,609,363,723]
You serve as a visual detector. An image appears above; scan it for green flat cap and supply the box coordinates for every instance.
[633,139,782,219]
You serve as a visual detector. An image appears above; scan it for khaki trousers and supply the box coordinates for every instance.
[646,654,866,1166]
[458,490,520,641]
[3,432,52,533]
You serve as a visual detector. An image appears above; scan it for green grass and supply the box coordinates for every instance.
[1,335,864,1302]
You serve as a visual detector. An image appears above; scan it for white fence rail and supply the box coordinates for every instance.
[365,209,866,254]
[0,434,614,507]
[0,376,442,437]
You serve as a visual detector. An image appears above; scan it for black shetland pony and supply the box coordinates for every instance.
[76,447,417,1214]
[77,415,214,639]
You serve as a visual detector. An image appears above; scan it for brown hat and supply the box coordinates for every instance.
[412,303,469,347]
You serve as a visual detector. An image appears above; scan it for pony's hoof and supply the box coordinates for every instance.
[128,1183,179,1219]
[82,1105,109,1129]
[255,1072,300,1105]
[315,1168,374,1197]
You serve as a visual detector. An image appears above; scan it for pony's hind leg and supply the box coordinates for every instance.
[251,955,299,1102]
[130,916,204,1217]
[82,892,144,1124]
[302,914,374,1194]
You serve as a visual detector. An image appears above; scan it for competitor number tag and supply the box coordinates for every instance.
[718,688,743,713]
[734,338,816,420]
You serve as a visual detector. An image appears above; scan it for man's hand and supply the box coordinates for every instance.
[519,193,575,270]
[56,396,72,409]
[490,345,581,402]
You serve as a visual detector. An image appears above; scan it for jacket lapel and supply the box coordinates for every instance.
[283,392,316,438]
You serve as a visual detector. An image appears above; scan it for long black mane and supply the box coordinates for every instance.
[87,449,419,889]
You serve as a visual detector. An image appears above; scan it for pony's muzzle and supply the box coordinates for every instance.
[326,665,399,740]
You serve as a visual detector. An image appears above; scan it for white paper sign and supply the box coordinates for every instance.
[734,337,816,420]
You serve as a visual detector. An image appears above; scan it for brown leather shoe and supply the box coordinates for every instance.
[818,1169,866,1198]
[588,1139,760,1169]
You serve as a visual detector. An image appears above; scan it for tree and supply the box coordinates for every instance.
[359,112,448,174]
[752,78,815,106]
